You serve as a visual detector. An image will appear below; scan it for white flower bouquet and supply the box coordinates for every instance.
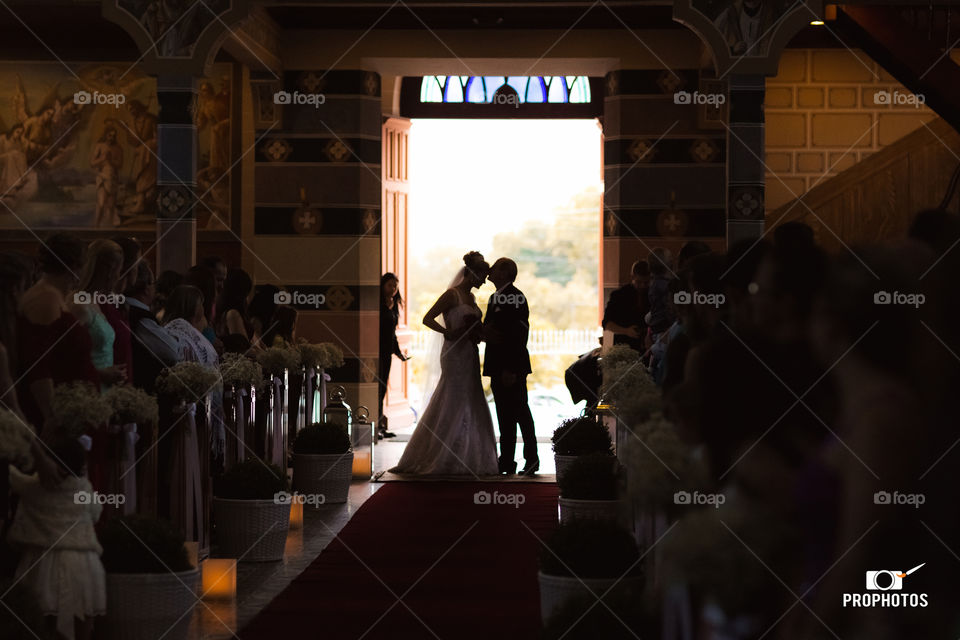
[51,382,112,438]
[257,345,302,378]
[0,409,34,468]
[297,340,345,371]
[102,385,159,426]
[219,352,264,388]
[623,414,695,508]
[155,361,221,404]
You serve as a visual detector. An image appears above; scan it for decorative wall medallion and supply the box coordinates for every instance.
[605,71,619,96]
[298,71,325,94]
[605,211,619,236]
[690,138,720,163]
[262,138,292,162]
[325,285,354,311]
[361,358,378,383]
[657,208,689,237]
[361,209,378,234]
[292,207,322,234]
[730,186,764,220]
[157,186,191,217]
[656,70,684,95]
[627,138,658,163]
[363,72,380,96]
[325,139,352,162]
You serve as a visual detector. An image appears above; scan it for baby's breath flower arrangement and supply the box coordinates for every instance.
[623,414,694,508]
[600,346,656,411]
[103,385,159,426]
[0,409,34,468]
[257,345,302,378]
[155,362,221,405]
[296,340,345,371]
[51,382,111,438]
[218,352,263,388]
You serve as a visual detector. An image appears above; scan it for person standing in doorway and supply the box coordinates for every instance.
[483,258,537,475]
[379,273,409,440]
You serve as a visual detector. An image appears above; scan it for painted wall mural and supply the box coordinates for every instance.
[0,61,233,231]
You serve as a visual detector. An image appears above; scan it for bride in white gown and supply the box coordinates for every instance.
[391,252,499,475]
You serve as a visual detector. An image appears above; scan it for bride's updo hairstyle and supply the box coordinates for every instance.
[463,251,489,280]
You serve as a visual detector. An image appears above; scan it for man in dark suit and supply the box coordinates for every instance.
[483,258,538,475]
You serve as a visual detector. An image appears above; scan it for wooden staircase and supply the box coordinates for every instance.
[767,117,960,250]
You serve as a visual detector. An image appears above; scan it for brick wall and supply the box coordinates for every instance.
[764,49,937,212]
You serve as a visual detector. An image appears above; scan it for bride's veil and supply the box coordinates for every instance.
[417,266,467,416]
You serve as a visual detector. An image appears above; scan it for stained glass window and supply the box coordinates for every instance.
[419,75,591,104]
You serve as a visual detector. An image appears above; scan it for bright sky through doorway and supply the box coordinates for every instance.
[408,119,603,257]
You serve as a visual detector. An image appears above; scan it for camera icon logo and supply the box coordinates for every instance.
[674,91,692,105]
[874,90,891,105]
[865,564,923,591]
[74,491,91,504]
[673,291,692,305]
[274,291,292,304]
[274,91,292,105]
[873,490,891,504]
[274,491,292,505]
[473,490,491,505]
[673,490,691,504]
[874,291,892,304]
[74,90,92,105]
[74,291,92,304]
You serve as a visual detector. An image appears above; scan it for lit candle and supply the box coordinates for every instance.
[289,500,303,529]
[201,559,237,600]
[352,450,372,479]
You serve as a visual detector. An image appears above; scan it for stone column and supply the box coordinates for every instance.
[602,69,728,304]
[252,69,382,412]
[726,74,766,244]
[155,75,198,275]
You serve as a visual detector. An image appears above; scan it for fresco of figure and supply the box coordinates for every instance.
[714,0,779,56]
[89,126,124,227]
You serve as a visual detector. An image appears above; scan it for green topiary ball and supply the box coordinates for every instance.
[99,515,193,574]
[558,452,620,500]
[551,416,613,456]
[293,421,351,455]
[540,519,641,580]
[215,459,289,500]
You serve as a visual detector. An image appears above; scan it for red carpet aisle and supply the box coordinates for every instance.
[242,482,559,639]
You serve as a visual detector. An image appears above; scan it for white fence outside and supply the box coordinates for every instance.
[409,328,600,356]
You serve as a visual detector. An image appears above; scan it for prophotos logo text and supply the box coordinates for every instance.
[843,563,927,608]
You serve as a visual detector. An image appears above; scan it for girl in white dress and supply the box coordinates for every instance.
[7,437,106,640]
[391,252,499,476]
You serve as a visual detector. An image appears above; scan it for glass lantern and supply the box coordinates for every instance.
[351,405,374,480]
[323,385,352,437]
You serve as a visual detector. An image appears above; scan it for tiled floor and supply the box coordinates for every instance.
[187,436,558,639]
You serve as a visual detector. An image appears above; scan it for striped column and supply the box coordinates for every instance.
[727,74,766,244]
[253,69,382,413]
[155,75,198,275]
[602,69,727,301]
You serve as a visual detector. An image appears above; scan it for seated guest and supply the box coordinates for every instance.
[601,260,649,352]
[163,285,218,367]
[645,247,675,337]
[248,284,280,350]
[262,304,298,348]
[125,262,180,392]
[201,255,227,301]
[154,270,183,320]
[69,240,128,389]
[183,265,219,349]
[215,268,253,351]
[17,234,99,432]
